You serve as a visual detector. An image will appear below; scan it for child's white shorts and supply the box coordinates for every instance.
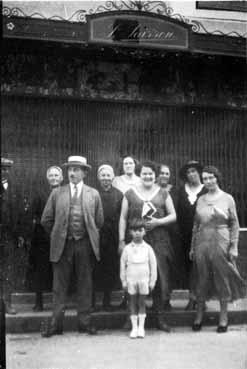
[127,280,149,295]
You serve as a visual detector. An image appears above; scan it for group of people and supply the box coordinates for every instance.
[1,155,246,339]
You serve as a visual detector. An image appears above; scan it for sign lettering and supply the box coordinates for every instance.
[87,12,190,50]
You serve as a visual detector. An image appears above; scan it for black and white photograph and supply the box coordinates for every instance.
[1,1,247,368]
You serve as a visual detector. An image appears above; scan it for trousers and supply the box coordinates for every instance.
[52,237,95,326]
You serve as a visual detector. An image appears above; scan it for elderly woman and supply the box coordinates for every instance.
[190,166,246,332]
[29,166,63,311]
[97,164,123,310]
[112,155,141,194]
[119,161,176,332]
[177,160,207,310]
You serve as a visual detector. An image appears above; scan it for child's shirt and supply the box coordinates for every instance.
[120,240,157,288]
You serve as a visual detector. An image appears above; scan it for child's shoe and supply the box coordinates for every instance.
[137,325,145,338]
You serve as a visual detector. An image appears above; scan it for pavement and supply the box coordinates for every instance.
[6,326,247,369]
[6,291,247,333]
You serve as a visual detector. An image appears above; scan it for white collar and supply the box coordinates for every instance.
[70,181,83,197]
[185,183,203,205]
[133,186,160,202]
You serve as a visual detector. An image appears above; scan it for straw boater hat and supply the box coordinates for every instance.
[179,160,203,181]
[62,156,92,170]
[1,157,14,167]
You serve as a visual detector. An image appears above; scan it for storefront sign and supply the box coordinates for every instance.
[87,12,190,50]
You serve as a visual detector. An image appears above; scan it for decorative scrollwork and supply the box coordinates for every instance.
[2,6,87,22]
[89,0,171,15]
[2,3,247,37]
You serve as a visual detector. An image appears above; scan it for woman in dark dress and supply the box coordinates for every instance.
[29,166,63,311]
[157,164,185,309]
[97,164,123,310]
[119,161,176,332]
[177,160,207,310]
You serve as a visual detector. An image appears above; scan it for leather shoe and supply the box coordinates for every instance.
[192,322,202,332]
[78,323,97,335]
[157,319,171,333]
[217,325,228,333]
[41,318,63,338]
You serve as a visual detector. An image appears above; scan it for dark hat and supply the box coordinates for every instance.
[1,157,14,168]
[62,156,91,170]
[179,160,203,181]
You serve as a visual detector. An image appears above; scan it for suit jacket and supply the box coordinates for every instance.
[41,184,104,262]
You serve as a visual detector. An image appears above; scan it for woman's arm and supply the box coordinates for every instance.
[228,195,240,259]
[145,193,176,231]
[118,196,129,254]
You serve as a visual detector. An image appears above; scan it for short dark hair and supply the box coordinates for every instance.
[140,161,158,176]
[202,165,222,186]
[129,218,146,230]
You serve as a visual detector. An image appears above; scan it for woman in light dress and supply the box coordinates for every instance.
[190,166,246,333]
[112,155,141,194]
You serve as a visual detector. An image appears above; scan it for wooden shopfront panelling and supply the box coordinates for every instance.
[2,94,247,230]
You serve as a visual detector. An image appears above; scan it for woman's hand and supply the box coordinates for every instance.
[228,250,237,264]
[145,217,161,231]
[189,249,194,261]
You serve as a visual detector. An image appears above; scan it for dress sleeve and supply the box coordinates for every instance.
[228,195,240,257]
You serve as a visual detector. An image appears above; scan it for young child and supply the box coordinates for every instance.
[120,218,157,338]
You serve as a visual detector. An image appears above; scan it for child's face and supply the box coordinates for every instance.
[130,227,145,243]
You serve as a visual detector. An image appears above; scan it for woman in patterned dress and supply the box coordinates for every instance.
[190,166,246,332]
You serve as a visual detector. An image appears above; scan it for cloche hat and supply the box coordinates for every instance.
[179,160,203,181]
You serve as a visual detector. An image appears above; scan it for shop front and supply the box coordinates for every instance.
[2,1,247,289]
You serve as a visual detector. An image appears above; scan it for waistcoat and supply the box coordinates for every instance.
[67,192,87,240]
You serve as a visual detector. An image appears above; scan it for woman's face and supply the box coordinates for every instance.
[202,171,218,191]
[47,168,63,188]
[158,165,170,187]
[140,166,156,188]
[98,168,113,190]
[123,157,135,175]
[186,167,201,184]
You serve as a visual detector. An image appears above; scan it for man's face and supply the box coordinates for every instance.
[47,168,63,188]
[68,166,86,184]
[1,167,9,182]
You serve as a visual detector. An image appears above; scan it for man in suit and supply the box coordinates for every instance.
[1,157,17,315]
[41,156,104,337]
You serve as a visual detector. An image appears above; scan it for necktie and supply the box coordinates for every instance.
[72,184,78,200]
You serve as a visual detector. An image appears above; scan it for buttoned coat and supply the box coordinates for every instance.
[41,184,104,262]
